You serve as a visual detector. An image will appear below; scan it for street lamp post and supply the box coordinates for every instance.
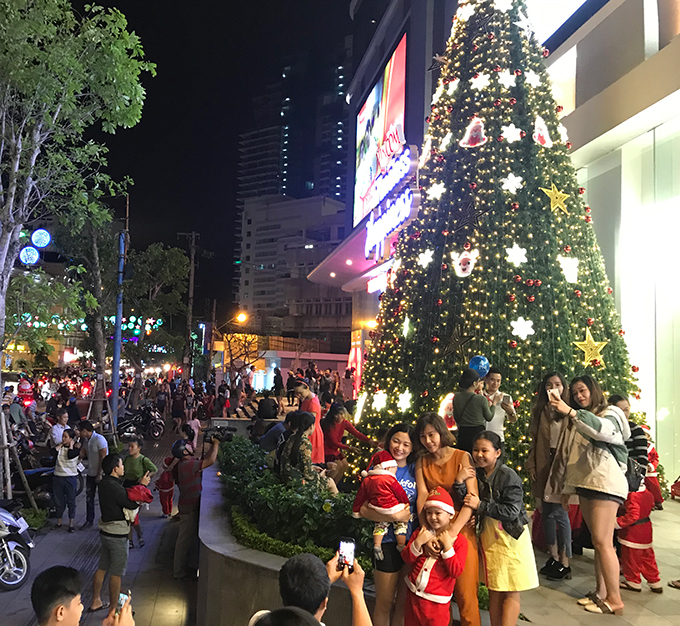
[214,312,248,385]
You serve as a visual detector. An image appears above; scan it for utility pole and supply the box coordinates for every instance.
[111,230,127,429]
[178,232,199,381]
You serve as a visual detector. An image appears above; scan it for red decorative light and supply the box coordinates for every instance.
[437,155,445,162]
[520,130,527,139]
[431,336,440,344]
[619,329,625,336]
[585,216,593,223]
[488,33,495,40]
[425,116,431,123]
[447,105,453,113]
[586,318,594,326]
[493,99,502,107]
[493,65,501,72]
[514,69,522,76]
[513,400,520,408]
[608,287,614,294]
[585,206,592,213]
[472,45,478,51]
[393,337,400,344]
[590,358,601,368]
[497,135,504,142]
[431,104,437,111]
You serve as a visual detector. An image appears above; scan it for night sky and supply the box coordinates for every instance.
[93,0,352,320]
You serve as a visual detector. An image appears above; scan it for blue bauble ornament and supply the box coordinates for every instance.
[469,355,490,378]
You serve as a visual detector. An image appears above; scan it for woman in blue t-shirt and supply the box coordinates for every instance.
[358,423,418,626]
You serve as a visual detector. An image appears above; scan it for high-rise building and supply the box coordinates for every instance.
[237,195,351,352]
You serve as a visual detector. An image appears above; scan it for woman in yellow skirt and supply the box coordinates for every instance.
[462,431,539,626]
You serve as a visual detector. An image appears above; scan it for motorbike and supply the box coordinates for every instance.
[0,499,34,590]
[117,402,165,441]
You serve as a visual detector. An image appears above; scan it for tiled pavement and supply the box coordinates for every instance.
[0,429,195,626]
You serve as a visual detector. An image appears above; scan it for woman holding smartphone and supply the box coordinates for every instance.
[358,423,416,626]
[548,375,629,616]
[526,372,574,581]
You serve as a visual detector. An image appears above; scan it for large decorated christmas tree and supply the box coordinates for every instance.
[356,0,639,483]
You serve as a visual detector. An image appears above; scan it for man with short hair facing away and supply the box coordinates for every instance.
[483,367,516,441]
[32,565,135,626]
[172,435,220,580]
[90,453,150,612]
[79,420,109,529]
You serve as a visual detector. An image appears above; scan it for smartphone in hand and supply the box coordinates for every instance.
[337,537,355,574]
[116,591,130,615]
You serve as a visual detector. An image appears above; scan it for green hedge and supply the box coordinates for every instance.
[218,436,374,560]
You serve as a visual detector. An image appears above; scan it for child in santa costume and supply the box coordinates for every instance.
[616,481,663,593]
[154,456,177,518]
[401,489,467,626]
[641,425,664,510]
[353,450,410,560]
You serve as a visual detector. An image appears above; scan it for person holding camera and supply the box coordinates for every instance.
[171,435,220,580]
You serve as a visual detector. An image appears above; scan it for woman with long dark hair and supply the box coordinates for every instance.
[280,411,338,495]
[321,402,373,483]
[358,423,416,626]
[526,372,574,581]
[549,375,629,615]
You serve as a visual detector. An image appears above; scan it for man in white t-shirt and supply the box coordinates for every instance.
[484,367,516,441]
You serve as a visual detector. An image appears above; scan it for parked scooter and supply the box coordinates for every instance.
[0,500,34,590]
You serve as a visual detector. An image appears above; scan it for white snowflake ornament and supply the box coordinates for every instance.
[494,0,514,13]
[511,317,535,340]
[558,124,569,143]
[456,3,476,21]
[431,82,445,105]
[497,70,516,89]
[505,243,527,267]
[447,78,460,95]
[440,132,453,151]
[418,249,434,268]
[524,70,541,87]
[397,390,412,413]
[515,13,533,36]
[501,173,524,194]
[501,123,523,143]
[470,73,491,91]
[427,182,446,200]
[557,255,579,283]
[372,391,388,412]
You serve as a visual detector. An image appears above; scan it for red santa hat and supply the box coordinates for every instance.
[640,423,650,432]
[424,489,456,515]
[371,450,397,470]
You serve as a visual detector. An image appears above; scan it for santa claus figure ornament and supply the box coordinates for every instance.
[450,249,480,277]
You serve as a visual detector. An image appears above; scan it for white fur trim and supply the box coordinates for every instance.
[367,468,395,476]
[367,502,408,515]
[424,499,455,515]
[619,538,653,550]
[441,547,455,560]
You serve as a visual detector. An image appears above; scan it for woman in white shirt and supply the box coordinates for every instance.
[53,428,81,532]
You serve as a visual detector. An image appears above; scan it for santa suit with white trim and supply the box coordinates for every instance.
[401,490,468,626]
[642,425,663,506]
[352,450,411,554]
[616,483,661,590]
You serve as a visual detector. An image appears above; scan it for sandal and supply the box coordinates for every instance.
[86,602,110,613]
[584,597,623,615]
[620,580,641,592]
[577,592,599,606]
[668,580,680,590]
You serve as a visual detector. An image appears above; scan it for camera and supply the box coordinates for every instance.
[203,426,236,443]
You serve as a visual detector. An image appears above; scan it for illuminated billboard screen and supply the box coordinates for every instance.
[353,34,407,227]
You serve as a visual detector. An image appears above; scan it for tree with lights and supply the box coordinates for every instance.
[357,0,639,487]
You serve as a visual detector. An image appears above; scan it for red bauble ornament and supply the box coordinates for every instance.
[514,275,522,283]
[590,359,601,368]
[543,48,550,57]
[619,329,625,336]
[525,279,534,287]
[527,295,535,303]
[436,299,443,306]
[469,182,477,190]
[463,241,472,251]
[433,114,441,121]
[509,97,517,106]
[632,365,640,373]
[513,400,521,408]
[585,216,593,223]
[497,135,504,142]
[514,69,523,76]
[410,231,421,240]
[378,293,384,301]
[472,45,478,51]
[535,279,542,287]
[511,202,520,211]
[566,142,573,150]
[393,337,400,344]
[507,294,516,303]
[431,104,437,111]
[564,245,572,253]
[578,187,586,195]
[447,105,453,113]
[442,229,449,236]
[509,340,518,348]
[574,290,582,297]
[493,99,502,107]
[473,73,480,79]
[431,336,439,344]
[556,105,564,113]
[520,130,527,138]
[437,155,445,162]
[586,318,594,326]
[421,390,429,398]
[585,206,592,213]
[369,331,375,339]
[608,287,613,294]
[425,116,431,123]
[441,263,448,271]
[488,33,495,40]
[493,65,501,72]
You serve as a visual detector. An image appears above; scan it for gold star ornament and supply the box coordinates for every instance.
[574,328,609,367]
[540,183,570,215]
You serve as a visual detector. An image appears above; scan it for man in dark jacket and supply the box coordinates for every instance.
[89,453,150,612]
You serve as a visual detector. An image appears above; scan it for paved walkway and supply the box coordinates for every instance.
[521,498,680,626]
[0,430,195,626]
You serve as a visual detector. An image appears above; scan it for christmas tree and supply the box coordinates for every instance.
[356,0,639,487]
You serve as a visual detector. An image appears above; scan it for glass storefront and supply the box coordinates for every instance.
[579,115,680,480]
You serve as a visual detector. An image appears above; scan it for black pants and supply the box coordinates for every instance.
[86,475,98,524]
[456,425,485,454]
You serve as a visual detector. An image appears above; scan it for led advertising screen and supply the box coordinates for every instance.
[353,34,407,227]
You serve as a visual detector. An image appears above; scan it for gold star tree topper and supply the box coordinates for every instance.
[540,183,570,215]
[574,328,609,367]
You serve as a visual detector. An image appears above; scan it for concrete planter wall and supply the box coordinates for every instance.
[197,465,373,626]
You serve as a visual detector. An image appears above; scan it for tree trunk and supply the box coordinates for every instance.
[90,231,107,421]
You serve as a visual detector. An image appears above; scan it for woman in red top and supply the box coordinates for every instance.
[293,379,324,464]
[321,402,375,483]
